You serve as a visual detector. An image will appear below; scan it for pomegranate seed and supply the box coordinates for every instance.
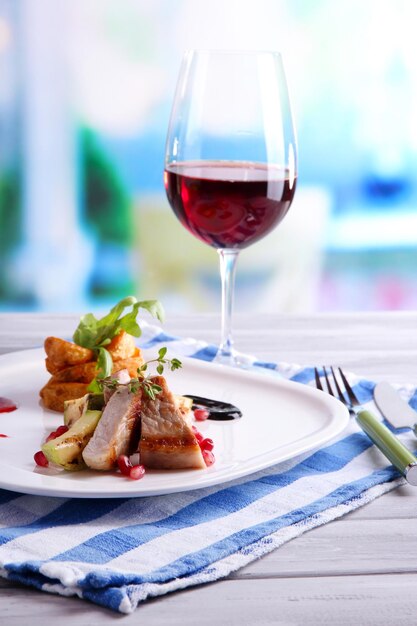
[45,430,58,442]
[34,450,48,467]
[194,408,209,421]
[45,425,68,443]
[129,464,146,480]
[54,425,69,437]
[201,437,214,452]
[117,454,132,476]
[191,425,204,443]
[202,450,215,467]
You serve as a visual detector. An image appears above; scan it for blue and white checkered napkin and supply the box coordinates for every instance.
[0,322,413,613]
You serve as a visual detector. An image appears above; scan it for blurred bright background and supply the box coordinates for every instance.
[2,0,417,314]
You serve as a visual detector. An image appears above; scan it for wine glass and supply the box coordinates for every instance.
[164,50,297,365]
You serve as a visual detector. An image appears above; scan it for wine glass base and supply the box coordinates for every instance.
[213,348,251,369]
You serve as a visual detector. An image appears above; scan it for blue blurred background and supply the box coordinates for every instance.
[1,0,417,314]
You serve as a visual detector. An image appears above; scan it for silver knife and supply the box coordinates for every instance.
[374,381,417,432]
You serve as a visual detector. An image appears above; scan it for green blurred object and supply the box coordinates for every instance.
[81,129,133,246]
[80,129,135,299]
[0,168,22,298]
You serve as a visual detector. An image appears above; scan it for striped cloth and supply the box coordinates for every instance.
[0,322,412,613]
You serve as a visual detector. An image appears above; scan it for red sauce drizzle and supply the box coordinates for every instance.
[0,397,17,413]
[0,434,8,438]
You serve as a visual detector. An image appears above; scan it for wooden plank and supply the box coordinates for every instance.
[341,483,417,520]
[0,573,415,625]
[234,517,417,578]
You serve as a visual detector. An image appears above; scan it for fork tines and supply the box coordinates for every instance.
[314,366,359,407]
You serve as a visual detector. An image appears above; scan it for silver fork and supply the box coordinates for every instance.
[314,366,417,486]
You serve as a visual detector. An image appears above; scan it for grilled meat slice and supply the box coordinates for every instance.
[103,369,132,404]
[139,376,206,469]
[82,386,142,470]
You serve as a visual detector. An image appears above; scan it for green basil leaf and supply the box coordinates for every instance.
[118,308,143,337]
[73,313,99,348]
[98,296,137,329]
[96,347,113,379]
[94,323,122,346]
[118,300,165,337]
[93,297,138,345]
[73,296,164,351]
[158,347,167,358]
[136,300,165,323]
[87,378,103,393]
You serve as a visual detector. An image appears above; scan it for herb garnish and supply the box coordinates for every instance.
[72,296,165,392]
[102,347,182,400]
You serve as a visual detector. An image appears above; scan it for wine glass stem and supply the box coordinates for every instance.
[218,248,239,358]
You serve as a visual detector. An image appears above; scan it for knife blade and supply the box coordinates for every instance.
[374,381,417,430]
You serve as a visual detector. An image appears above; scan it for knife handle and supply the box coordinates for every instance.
[356,410,417,486]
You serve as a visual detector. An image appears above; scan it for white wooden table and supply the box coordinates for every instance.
[1,311,417,625]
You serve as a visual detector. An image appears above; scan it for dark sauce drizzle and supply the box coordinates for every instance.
[185,395,242,421]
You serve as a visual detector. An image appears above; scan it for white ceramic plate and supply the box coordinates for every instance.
[0,348,349,498]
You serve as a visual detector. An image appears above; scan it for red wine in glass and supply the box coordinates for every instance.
[164,161,297,249]
[164,50,297,365]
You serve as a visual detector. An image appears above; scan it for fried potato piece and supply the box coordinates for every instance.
[111,355,144,378]
[45,331,136,372]
[44,337,94,371]
[40,356,144,412]
[40,382,90,413]
[48,354,144,385]
[40,331,144,412]
[45,357,61,375]
[106,331,137,361]
[48,361,98,384]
